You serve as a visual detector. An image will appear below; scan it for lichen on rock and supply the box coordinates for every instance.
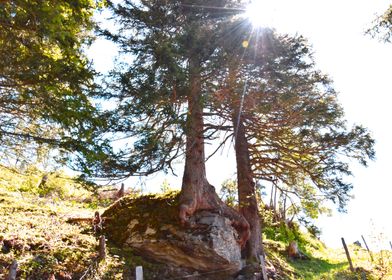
[102,191,243,273]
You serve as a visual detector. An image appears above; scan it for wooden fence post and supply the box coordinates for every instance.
[259,255,268,280]
[117,183,125,198]
[136,266,143,280]
[7,260,18,280]
[341,238,354,272]
[361,235,374,262]
[389,241,392,250]
[99,235,106,260]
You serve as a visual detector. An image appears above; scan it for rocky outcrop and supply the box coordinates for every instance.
[102,192,243,274]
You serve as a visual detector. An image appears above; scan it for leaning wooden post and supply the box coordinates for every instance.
[135,266,143,280]
[341,237,355,272]
[361,235,374,262]
[7,260,18,280]
[259,255,268,280]
[99,235,106,260]
[389,241,392,250]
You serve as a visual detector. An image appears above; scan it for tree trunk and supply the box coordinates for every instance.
[179,57,250,247]
[282,192,287,222]
[270,184,274,208]
[232,109,264,261]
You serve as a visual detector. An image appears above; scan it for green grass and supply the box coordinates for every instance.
[288,257,349,279]
[271,235,392,280]
[0,166,391,279]
[0,175,96,278]
[0,166,126,279]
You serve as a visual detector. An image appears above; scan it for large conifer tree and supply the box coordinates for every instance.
[210,30,375,260]
[103,0,375,264]
[104,0,251,245]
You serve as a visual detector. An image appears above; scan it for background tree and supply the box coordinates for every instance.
[220,179,238,207]
[0,0,109,174]
[367,4,392,42]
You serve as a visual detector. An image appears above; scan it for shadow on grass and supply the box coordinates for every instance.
[103,243,183,280]
[288,256,349,279]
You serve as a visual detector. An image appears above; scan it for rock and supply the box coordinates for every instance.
[287,241,309,260]
[1,237,25,253]
[102,192,242,274]
[287,241,300,259]
[234,263,262,280]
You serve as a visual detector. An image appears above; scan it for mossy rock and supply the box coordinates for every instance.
[102,191,180,245]
[102,191,242,273]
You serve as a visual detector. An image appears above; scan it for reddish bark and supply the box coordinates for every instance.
[179,58,250,247]
[116,183,125,199]
[233,109,264,261]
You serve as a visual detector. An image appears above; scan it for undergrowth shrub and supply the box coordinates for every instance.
[261,208,303,244]
[0,165,91,201]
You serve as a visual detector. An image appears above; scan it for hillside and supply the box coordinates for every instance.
[0,168,391,279]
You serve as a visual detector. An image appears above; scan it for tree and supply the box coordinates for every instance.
[102,0,374,263]
[367,4,392,42]
[103,0,251,245]
[220,179,238,207]
[245,35,374,210]
[210,30,375,259]
[0,0,108,172]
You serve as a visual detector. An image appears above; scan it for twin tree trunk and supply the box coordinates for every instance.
[232,109,264,261]
[228,64,264,261]
[179,57,250,248]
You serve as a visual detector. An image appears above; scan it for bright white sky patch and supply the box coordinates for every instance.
[244,0,294,33]
[245,0,276,28]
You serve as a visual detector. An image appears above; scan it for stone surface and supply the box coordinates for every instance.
[102,192,242,273]
[287,241,300,259]
[287,241,309,260]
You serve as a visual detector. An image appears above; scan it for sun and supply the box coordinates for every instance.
[245,0,278,28]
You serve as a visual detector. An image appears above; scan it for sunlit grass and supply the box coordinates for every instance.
[0,166,391,279]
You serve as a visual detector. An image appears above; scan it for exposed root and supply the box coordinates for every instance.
[179,182,250,248]
[66,217,93,224]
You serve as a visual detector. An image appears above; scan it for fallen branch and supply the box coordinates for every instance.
[79,257,100,280]
[66,217,93,224]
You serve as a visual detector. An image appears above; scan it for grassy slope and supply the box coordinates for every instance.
[0,187,97,279]
[263,226,392,279]
[268,239,392,279]
[0,166,127,279]
[0,168,391,279]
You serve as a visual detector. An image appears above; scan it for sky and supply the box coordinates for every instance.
[88,0,392,250]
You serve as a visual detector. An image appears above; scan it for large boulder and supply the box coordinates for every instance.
[102,192,242,273]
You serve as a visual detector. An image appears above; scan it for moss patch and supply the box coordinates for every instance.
[102,191,180,245]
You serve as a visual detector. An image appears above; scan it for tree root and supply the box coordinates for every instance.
[179,182,250,248]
